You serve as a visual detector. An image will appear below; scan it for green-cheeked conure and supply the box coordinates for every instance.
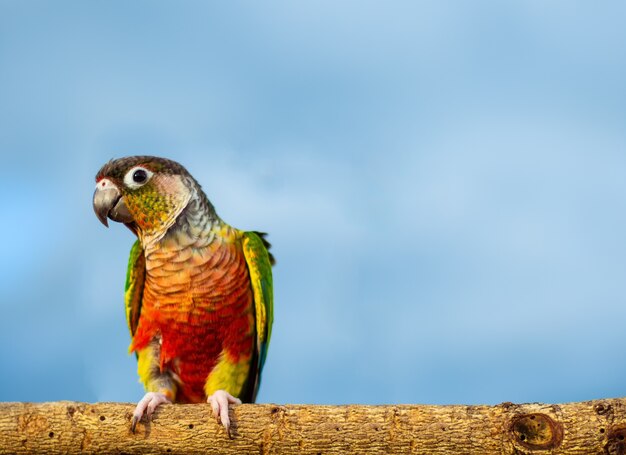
[93,156,274,436]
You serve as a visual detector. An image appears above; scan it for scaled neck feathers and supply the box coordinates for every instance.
[141,176,224,253]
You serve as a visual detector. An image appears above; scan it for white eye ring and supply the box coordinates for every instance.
[124,166,153,189]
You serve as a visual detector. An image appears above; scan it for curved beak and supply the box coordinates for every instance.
[93,185,133,227]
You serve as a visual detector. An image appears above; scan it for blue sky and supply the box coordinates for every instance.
[2,1,626,406]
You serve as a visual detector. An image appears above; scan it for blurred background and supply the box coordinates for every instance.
[1,1,626,406]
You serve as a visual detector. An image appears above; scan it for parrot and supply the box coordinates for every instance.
[92,156,274,436]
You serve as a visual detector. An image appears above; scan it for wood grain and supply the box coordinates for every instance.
[0,399,624,454]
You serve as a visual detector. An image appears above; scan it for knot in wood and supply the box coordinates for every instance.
[510,413,563,450]
[605,425,626,455]
[596,403,613,416]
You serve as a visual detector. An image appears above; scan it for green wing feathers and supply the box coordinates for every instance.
[124,240,145,338]
[242,232,274,382]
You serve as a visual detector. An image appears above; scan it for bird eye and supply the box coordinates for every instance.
[133,169,148,183]
[124,166,153,189]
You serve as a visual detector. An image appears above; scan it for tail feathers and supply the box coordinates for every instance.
[254,231,276,266]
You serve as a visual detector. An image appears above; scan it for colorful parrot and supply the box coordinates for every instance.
[92,156,274,435]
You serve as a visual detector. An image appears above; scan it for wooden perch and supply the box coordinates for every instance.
[1,399,625,454]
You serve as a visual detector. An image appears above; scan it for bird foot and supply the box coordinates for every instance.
[131,391,171,433]
[207,390,241,438]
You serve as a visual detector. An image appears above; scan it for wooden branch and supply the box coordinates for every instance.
[1,399,625,454]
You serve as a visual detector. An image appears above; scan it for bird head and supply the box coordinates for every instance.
[93,156,199,242]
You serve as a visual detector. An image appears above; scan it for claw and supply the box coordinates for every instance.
[130,415,140,434]
[131,392,171,433]
[207,390,241,438]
